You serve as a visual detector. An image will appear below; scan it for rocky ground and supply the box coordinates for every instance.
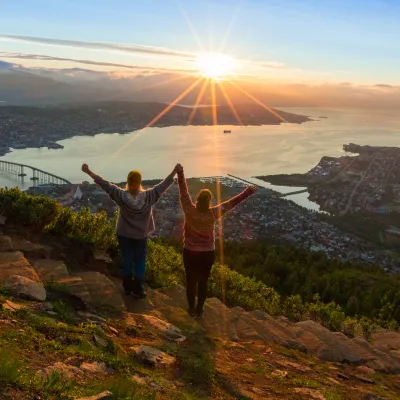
[0,226,400,399]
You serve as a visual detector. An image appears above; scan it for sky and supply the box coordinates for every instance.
[1,0,400,86]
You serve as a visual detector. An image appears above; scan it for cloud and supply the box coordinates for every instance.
[0,52,197,74]
[0,34,197,59]
[375,84,395,89]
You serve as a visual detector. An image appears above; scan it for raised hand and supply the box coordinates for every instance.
[175,163,183,174]
[248,185,258,194]
[81,163,90,174]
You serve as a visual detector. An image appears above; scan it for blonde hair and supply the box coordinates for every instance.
[196,189,212,213]
[126,170,142,196]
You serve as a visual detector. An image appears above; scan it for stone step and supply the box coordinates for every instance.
[57,276,92,305]
[0,251,40,284]
[76,271,126,313]
[32,259,70,283]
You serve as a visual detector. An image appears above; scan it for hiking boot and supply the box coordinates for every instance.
[122,277,134,295]
[195,308,205,319]
[131,278,146,298]
[132,290,147,299]
[188,307,196,318]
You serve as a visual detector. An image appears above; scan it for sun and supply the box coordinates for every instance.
[196,53,236,80]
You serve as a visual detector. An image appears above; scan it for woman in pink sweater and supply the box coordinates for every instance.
[176,164,258,318]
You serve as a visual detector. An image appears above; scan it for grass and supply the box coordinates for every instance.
[292,377,321,390]
[0,350,24,387]
[177,333,216,389]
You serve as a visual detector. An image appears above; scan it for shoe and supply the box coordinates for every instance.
[131,278,146,298]
[132,290,147,299]
[195,308,204,319]
[188,307,196,318]
[122,277,134,295]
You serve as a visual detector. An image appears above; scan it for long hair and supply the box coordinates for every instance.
[126,170,142,197]
[196,189,212,213]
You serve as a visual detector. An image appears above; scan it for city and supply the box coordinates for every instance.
[26,175,399,270]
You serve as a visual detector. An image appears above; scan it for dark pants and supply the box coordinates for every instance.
[117,235,148,293]
[183,248,215,311]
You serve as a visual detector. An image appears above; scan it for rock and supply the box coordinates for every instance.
[355,374,375,384]
[4,275,46,301]
[337,372,350,380]
[348,337,399,373]
[271,369,288,378]
[362,394,384,400]
[294,320,362,364]
[80,361,114,375]
[0,215,6,225]
[36,302,53,311]
[1,300,26,312]
[32,259,70,283]
[278,361,311,372]
[56,276,91,305]
[107,326,119,335]
[77,272,126,312]
[89,251,113,274]
[134,345,176,367]
[294,388,326,399]
[39,362,83,380]
[76,391,113,400]
[0,252,40,284]
[356,365,375,375]
[11,238,52,259]
[0,235,13,251]
[93,333,108,348]
[139,314,186,342]
[78,312,106,323]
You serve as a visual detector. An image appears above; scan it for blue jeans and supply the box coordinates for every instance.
[117,235,148,292]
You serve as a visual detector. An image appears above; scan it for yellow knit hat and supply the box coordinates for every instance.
[127,170,142,186]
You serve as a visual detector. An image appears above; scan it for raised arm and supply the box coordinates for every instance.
[177,166,195,213]
[147,165,178,205]
[212,185,258,220]
[81,163,124,205]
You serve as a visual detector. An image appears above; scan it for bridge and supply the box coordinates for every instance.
[226,174,309,197]
[0,160,71,185]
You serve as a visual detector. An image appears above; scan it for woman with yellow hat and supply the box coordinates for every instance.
[82,163,179,297]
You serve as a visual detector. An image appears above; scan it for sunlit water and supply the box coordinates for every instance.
[1,108,399,211]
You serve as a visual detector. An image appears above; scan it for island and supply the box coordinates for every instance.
[0,102,311,156]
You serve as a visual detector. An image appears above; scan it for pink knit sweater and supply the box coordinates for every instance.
[177,171,255,251]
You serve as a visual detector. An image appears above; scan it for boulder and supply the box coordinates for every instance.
[294,320,362,364]
[32,259,70,283]
[89,251,113,274]
[39,362,83,380]
[0,235,13,251]
[11,238,52,259]
[294,388,326,399]
[1,299,26,312]
[57,276,91,305]
[80,361,114,375]
[134,345,176,367]
[76,391,113,400]
[77,272,126,312]
[4,275,46,301]
[139,314,186,342]
[0,252,40,284]
[348,337,400,373]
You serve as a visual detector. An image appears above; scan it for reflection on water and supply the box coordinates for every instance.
[0,107,399,212]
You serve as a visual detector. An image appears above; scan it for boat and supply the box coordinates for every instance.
[223,130,232,134]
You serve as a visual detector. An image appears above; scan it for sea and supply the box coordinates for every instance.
[0,107,399,212]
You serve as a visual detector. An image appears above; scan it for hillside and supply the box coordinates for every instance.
[1,188,400,399]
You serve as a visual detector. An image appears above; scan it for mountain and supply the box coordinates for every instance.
[1,187,400,399]
[0,65,108,105]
